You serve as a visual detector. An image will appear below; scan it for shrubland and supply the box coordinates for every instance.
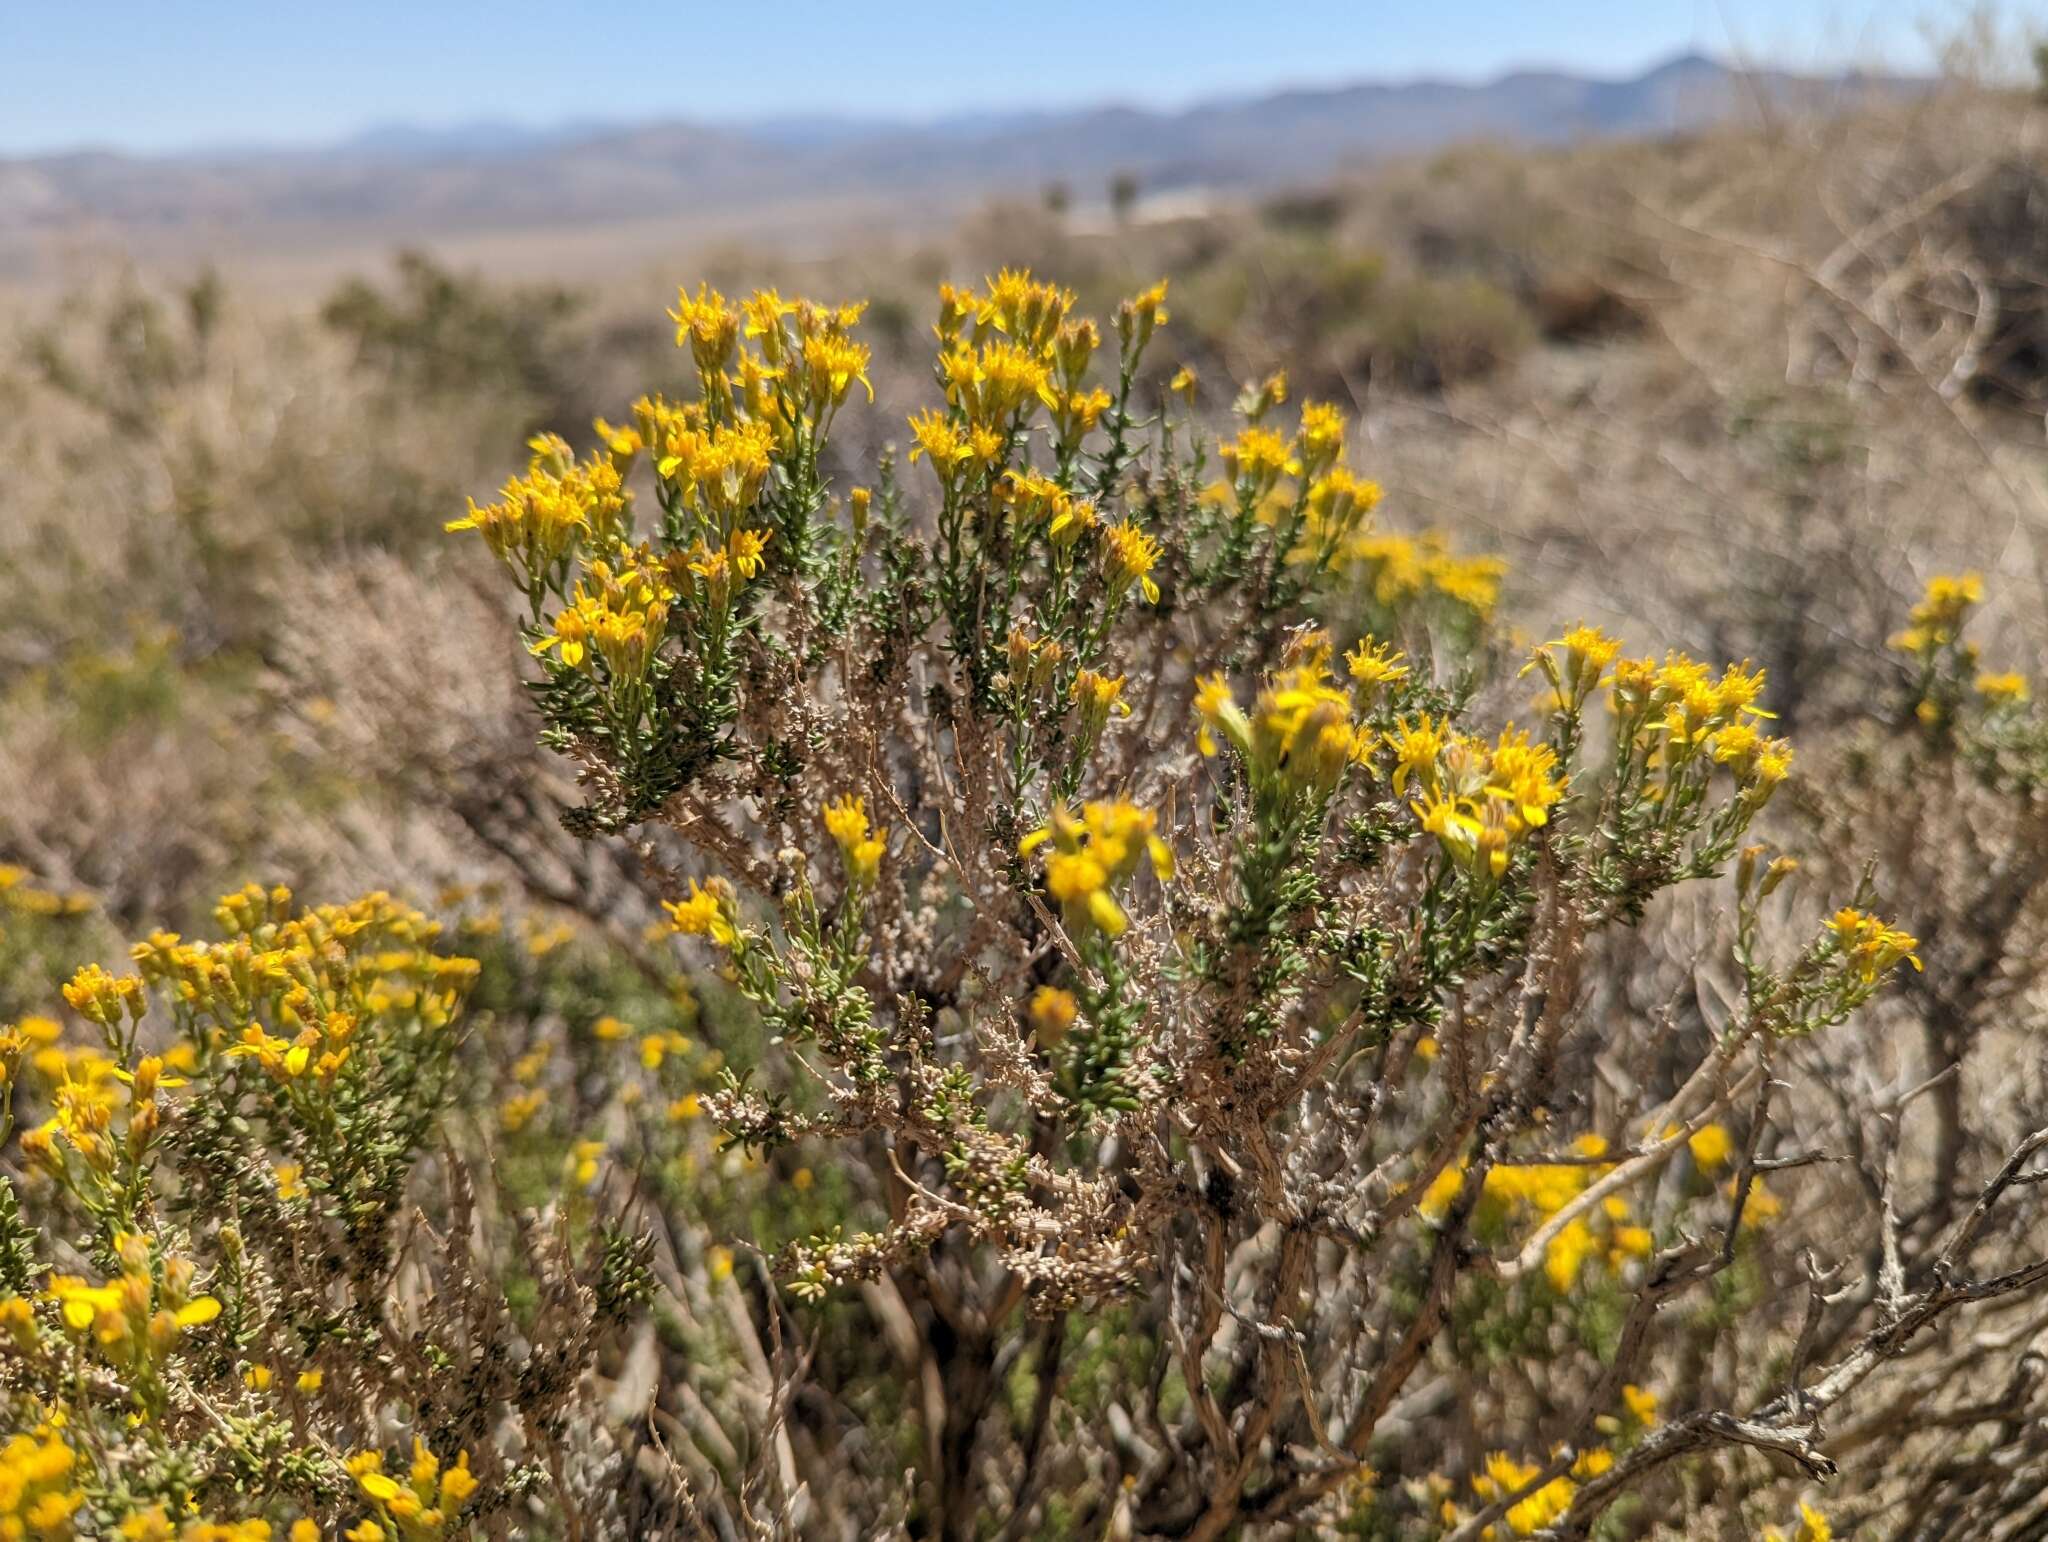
[1,74,2047,1542]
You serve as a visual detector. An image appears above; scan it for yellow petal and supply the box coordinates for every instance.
[1087,890,1128,938]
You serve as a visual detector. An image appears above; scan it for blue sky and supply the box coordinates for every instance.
[0,1,1991,155]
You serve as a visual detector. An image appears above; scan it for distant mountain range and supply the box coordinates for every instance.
[0,54,1923,276]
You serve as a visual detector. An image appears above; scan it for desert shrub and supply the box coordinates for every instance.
[1367,274,1536,391]
[424,269,2048,1537]
[6,237,2048,1539]
[0,885,655,1538]
[322,251,587,426]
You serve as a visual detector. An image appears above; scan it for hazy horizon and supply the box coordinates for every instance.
[1,0,1968,158]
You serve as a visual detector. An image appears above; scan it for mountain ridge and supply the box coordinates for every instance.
[0,53,1926,275]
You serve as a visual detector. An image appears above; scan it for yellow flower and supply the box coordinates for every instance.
[665,880,738,947]
[1297,400,1347,473]
[446,437,629,582]
[1828,908,1922,981]
[356,1469,401,1505]
[727,527,771,579]
[1220,426,1299,496]
[1977,670,2029,704]
[1734,1175,1783,1228]
[1118,279,1169,352]
[1526,624,1620,709]
[976,268,1075,351]
[1071,670,1131,738]
[1046,494,1099,547]
[1028,986,1078,1047]
[1295,468,1382,565]
[822,794,886,889]
[1101,521,1164,605]
[62,963,144,1026]
[1484,728,1566,832]
[1622,1383,1659,1425]
[803,329,874,411]
[1687,1123,1732,1172]
[1193,673,1250,759]
[1544,1219,1596,1293]
[907,409,976,480]
[499,1089,546,1134]
[1764,1500,1833,1542]
[1020,800,1175,941]
[669,281,740,375]
[1387,714,1449,797]
[1220,634,1374,798]
[1416,792,1509,881]
[439,1450,479,1508]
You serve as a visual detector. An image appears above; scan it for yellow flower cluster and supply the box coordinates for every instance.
[0,863,94,922]
[1027,985,1079,1047]
[10,1233,220,1419]
[1827,908,1922,981]
[139,886,471,1030]
[1883,572,2038,729]
[531,551,673,680]
[345,1441,478,1542]
[1467,1449,1581,1536]
[1218,425,1299,500]
[1342,530,1507,618]
[1763,1501,1833,1542]
[664,878,739,947]
[1976,670,2030,705]
[1194,631,1375,802]
[1020,800,1175,940]
[16,1036,126,1178]
[116,888,477,1098]
[450,282,878,711]
[1420,1137,1651,1293]
[1608,653,1790,808]
[1890,572,1982,656]
[992,469,1085,547]
[927,271,1074,442]
[822,794,887,889]
[1295,466,1383,567]
[1525,624,1623,713]
[668,284,871,438]
[1069,668,1131,741]
[445,432,630,591]
[1101,520,1163,606]
[0,1426,82,1538]
[1206,395,1385,567]
[1396,722,1567,885]
[116,1509,304,1541]
[910,271,1169,532]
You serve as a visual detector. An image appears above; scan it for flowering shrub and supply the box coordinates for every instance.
[8,265,2048,1540]
[0,888,649,1539]
[435,270,2048,1538]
